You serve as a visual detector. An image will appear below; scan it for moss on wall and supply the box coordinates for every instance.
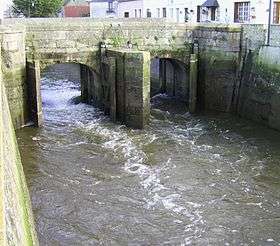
[150,46,192,65]
[238,46,280,131]
[1,27,28,129]
[0,64,38,245]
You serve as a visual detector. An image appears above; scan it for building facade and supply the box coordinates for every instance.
[90,0,280,25]
[2,0,13,18]
[90,0,118,18]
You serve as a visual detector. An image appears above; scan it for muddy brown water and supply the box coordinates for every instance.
[17,71,280,245]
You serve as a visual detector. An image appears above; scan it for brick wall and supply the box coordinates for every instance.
[64,5,90,17]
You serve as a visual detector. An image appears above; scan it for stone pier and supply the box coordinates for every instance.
[106,49,151,129]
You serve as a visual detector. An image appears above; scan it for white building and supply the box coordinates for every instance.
[0,0,3,23]
[90,0,118,18]
[90,0,280,25]
[2,0,13,18]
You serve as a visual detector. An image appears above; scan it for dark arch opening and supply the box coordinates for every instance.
[150,57,189,101]
[150,57,190,114]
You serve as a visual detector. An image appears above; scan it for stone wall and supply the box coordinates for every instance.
[0,26,28,129]
[242,24,280,50]
[238,46,280,131]
[0,52,38,245]
[43,63,81,82]
[242,24,266,51]
[270,25,280,47]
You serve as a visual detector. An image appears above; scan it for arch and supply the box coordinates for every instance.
[150,48,191,66]
[41,61,101,105]
[26,60,103,127]
[38,59,99,75]
[28,49,100,74]
[150,57,189,103]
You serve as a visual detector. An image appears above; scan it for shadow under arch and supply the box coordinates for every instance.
[150,57,189,103]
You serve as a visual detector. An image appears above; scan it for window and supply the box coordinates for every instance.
[163,8,167,18]
[157,8,160,18]
[107,1,114,13]
[234,2,250,23]
[170,8,174,18]
[197,6,201,22]
[274,1,280,24]
[135,9,137,18]
[147,9,152,18]
[124,12,129,18]
[210,7,217,21]
[139,9,142,18]
[184,8,189,22]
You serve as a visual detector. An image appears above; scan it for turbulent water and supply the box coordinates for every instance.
[17,71,280,245]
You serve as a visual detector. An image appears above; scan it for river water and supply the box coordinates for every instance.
[17,69,280,245]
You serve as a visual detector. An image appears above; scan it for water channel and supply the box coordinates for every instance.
[17,65,280,245]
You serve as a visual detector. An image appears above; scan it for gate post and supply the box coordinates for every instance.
[101,56,117,122]
[189,54,198,113]
[108,57,117,122]
[26,60,43,127]
[80,64,89,103]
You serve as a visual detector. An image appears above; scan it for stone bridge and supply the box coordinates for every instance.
[1,18,280,243]
[1,18,242,129]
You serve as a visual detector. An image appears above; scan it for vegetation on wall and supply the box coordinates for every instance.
[12,0,64,17]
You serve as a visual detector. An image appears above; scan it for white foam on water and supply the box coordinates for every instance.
[81,119,205,242]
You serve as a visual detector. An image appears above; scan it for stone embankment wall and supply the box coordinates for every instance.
[233,24,280,131]
[238,46,280,131]
[0,52,38,245]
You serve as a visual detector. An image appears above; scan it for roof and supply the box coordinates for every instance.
[90,0,115,2]
[64,0,90,6]
[89,0,136,2]
[201,0,219,7]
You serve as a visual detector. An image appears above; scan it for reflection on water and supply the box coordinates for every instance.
[17,73,280,245]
